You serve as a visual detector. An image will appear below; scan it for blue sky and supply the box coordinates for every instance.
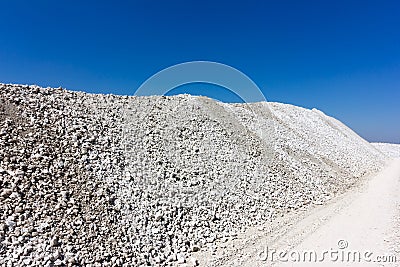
[0,1,399,143]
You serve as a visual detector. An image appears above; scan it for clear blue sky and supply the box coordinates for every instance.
[0,1,399,143]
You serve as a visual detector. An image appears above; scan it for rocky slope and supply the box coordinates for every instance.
[0,83,388,266]
[372,143,400,158]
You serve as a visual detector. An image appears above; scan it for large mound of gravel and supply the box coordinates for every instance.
[372,143,400,158]
[0,84,387,266]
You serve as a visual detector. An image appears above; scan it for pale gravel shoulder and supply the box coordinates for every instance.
[274,159,400,267]
[211,159,400,267]
[391,205,400,256]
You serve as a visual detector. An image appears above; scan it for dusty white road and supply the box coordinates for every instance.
[274,158,400,266]
[212,159,400,267]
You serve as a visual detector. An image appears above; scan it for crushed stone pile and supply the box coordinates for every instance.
[0,84,388,266]
[372,143,400,158]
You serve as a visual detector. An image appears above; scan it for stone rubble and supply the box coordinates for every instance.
[0,83,388,266]
[372,143,400,158]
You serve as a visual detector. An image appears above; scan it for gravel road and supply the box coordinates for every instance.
[202,159,400,267]
[275,158,400,267]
